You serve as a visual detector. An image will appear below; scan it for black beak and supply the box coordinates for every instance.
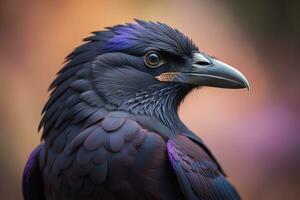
[156,53,250,90]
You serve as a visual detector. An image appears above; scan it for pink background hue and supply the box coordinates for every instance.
[0,0,299,199]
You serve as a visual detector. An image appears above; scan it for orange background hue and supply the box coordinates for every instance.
[0,0,299,199]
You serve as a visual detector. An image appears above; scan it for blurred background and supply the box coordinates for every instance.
[0,0,299,199]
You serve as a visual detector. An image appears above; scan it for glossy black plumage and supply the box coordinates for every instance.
[23,20,246,200]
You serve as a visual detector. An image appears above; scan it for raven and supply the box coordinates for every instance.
[23,20,249,200]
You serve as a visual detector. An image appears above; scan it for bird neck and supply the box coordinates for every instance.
[113,83,192,133]
[91,64,192,133]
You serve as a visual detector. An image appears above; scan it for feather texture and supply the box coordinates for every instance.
[167,135,241,200]
[24,20,241,200]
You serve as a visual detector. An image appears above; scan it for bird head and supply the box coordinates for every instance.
[90,20,248,126]
[41,20,249,137]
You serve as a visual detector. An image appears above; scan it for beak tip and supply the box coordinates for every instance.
[246,83,250,91]
[241,76,250,92]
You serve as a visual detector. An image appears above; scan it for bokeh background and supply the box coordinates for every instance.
[0,0,299,199]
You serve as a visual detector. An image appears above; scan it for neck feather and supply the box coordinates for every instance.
[115,83,192,133]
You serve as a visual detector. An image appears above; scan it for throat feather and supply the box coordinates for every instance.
[118,84,188,132]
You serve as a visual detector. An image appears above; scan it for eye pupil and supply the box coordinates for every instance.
[148,54,159,64]
[145,52,161,68]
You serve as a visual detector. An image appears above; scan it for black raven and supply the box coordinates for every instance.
[23,20,249,200]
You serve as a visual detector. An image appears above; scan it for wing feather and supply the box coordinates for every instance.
[47,113,148,198]
[167,135,241,200]
[23,144,45,200]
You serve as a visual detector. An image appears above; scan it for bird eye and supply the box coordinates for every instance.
[144,51,162,68]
